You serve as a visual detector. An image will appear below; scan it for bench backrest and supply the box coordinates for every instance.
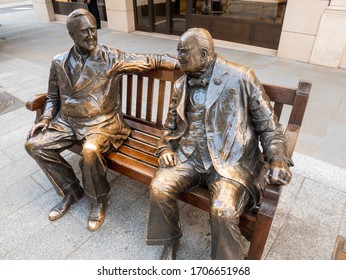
[120,70,184,136]
[120,69,311,158]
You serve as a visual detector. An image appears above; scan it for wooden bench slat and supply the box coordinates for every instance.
[273,103,284,121]
[119,77,123,105]
[264,84,296,105]
[118,145,159,167]
[146,77,154,122]
[129,130,159,147]
[126,75,133,115]
[124,138,157,155]
[156,80,166,127]
[288,80,311,127]
[135,75,143,118]
[140,69,183,82]
[125,117,162,137]
[106,153,155,185]
[285,124,300,157]
[169,82,174,103]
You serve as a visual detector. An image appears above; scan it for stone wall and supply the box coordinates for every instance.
[278,0,346,68]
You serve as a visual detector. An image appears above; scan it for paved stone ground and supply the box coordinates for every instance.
[0,2,345,260]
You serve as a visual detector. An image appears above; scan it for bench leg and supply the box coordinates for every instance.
[246,184,281,260]
[246,205,273,259]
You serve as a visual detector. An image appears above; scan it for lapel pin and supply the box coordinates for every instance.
[213,78,222,85]
[229,88,236,94]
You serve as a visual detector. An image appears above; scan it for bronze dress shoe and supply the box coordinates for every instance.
[48,193,75,221]
[160,241,179,260]
[48,188,84,221]
[87,202,107,231]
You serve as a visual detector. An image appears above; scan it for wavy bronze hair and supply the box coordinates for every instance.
[66,8,96,32]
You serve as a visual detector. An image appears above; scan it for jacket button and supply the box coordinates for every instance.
[213,78,222,85]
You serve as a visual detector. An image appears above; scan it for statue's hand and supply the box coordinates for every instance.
[158,150,177,168]
[266,159,292,185]
[27,118,50,139]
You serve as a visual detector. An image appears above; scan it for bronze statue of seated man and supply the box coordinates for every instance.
[145,28,292,260]
[25,8,177,231]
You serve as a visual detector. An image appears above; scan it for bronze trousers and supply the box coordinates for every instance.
[25,129,111,204]
[146,158,250,260]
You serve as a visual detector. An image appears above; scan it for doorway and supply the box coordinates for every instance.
[133,1,288,50]
[134,0,187,35]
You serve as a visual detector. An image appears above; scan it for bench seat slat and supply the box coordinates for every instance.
[124,138,157,156]
[125,117,162,137]
[106,153,155,185]
[130,130,159,147]
[118,145,159,167]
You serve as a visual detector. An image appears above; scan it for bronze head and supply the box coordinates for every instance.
[177,28,216,77]
[67,8,97,55]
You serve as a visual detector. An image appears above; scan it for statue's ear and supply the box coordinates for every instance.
[200,49,208,61]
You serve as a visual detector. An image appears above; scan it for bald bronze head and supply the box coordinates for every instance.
[67,9,97,55]
[177,28,216,77]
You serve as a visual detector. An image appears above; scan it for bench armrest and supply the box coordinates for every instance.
[25,93,47,111]
[26,93,48,123]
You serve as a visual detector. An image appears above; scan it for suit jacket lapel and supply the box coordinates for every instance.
[58,50,73,91]
[176,76,188,124]
[72,45,106,93]
[206,57,228,110]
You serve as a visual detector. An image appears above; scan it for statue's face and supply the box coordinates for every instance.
[177,36,204,74]
[69,15,97,54]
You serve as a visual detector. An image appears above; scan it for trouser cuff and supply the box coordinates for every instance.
[59,180,83,198]
[145,232,182,246]
[84,191,109,205]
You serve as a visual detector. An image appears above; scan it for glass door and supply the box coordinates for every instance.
[134,0,152,32]
[153,0,169,34]
[188,0,288,50]
[171,0,187,35]
[134,0,187,35]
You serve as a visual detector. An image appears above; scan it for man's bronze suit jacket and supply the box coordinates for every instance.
[157,56,291,204]
[42,44,176,149]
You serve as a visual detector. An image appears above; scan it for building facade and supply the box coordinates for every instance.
[32,0,346,68]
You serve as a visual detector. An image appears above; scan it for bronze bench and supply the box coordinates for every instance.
[26,69,311,259]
